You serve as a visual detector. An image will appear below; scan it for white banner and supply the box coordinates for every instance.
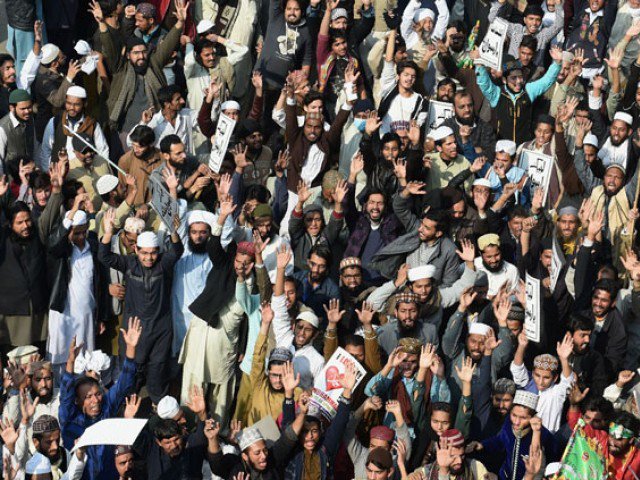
[309,347,367,421]
[72,419,147,451]
[524,273,541,343]
[550,230,566,293]
[425,100,454,136]
[150,177,178,234]
[522,149,554,206]
[475,18,508,71]
[208,113,236,173]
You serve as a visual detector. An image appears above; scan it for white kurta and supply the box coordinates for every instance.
[47,243,95,365]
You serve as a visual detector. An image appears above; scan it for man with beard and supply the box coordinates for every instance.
[476,45,562,145]
[38,86,109,173]
[442,92,497,162]
[566,314,610,397]
[66,133,114,211]
[474,234,520,298]
[90,0,186,150]
[118,125,162,207]
[606,412,640,480]
[149,135,202,203]
[410,429,491,480]
[369,242,477,330]
[292,244,339,321]
[31,43,81,142]
[0,161,64,355]
[594,111,636,171]
[0,89,37,171]
[473,378,517,440]
[274,246,326,389]
[422,125,476,192]
[236,119,273,187]
[171,210,215,360]
[94,174,137,238]
[114,446,137,480]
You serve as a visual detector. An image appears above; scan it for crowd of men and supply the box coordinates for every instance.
[2,0,640,478]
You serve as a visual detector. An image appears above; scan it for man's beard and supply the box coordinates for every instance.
[10,229,32,243]
[188,238,207,253]
[482,259,503,273]
[168,159,183,170]
[456,115,474,126]
[132,62,148,75]
[610,136,626,147]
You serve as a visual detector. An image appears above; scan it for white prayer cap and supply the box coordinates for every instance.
[408,265,436,282]
[614,111,634,126]
[495,139,517,155]
[124,217,146,235]
[583,133,598,148]
[221,100,241,112]
[413,8,435,23]
[557,206,578,217]
[7,345,38,365]
[430,126,454,142]
[331,7,348,20]
[74,350,111,375]
[136,231,159,249]
[473,178,491,188]
[296,310,319,329]
[25,452,52,474]
[187,209,216,230]
[74,39,92,56]
[41,44,60,64]
[66,86,87,99]
[70,210,88,227]
[561,51,574,64]
[238,426,264,451]
[544,462,562,477]
[468,322,491,336]
[513,390,539,410]
[157,396,181,419]
[96,174,119,195]
[196,19,215,34]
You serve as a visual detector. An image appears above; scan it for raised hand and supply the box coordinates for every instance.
[436,438,454,471]
[232,144,249,169]
[186,384,206,418]
[339,361,358,392]
[0,420,18,454]
[549,45,563,63]
[365,111,382,136]
[408,120,421,146]
[88,0,105,23]
[204,419,221,441]
[228,419,242,444]
[419,343,436,370]
[120,316,142,348]
[529,416,542,432]
[162,167,179,192]
[387,346,406,368]
[483,328,502,355]
[282,361,300,393]
[355,301,375,326]
[67,60,81,81]
[261,302,274,325]
[219,199,236,218]
[324,299,345,325]
[251,71,263,96]
[332,179,348,205]
[587,209,604,240]
[276,244,292,269]
[454,356,476,383]
[604,48,623,70]
[393,158,407,180]
[296,180,312,204]
[616,370,636,388]
[458,287,477,312]
[252,230,271,258]
[405,181,427,196]
[124,394,142,419]
[102,207,116,233]
[456,238,476,263]
[493,295,512,327]
[68,336,84,366]
[0,175,8,198]
[350,150,365,178]
[524,447,543,476]
[173,0,190,25]
[556,332,573,360]
[568,381,589,406]
[19,389,39,423]
[469,155,486,173]
[364,395,383,411]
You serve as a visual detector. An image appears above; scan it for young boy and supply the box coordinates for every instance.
[510,332,574,433]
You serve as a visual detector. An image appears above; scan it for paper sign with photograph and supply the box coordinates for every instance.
[150,177,178,234]
[524,273,541,343]
[309,348,366,421]
[522,150,554,206]
[475,18,508,70]
[425,100,454,136]
[209,113,236,173]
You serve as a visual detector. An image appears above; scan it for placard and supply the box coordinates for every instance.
[475,18,508,71]
[309,348,366,421]
[72,419,147,452]
[425,100,454,136]
[522,149,554,206]
[524,273,541,343]
[150,176,178,234]
[208,113,236,173]
[550,230,565,293]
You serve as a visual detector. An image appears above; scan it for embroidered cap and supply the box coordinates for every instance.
[513,390,539,410]
[533,353,559,372]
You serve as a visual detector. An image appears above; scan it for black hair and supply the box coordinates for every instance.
[5,156,33,182]
[329,28,348,44]
[159,134,183,154]
[593,278,619,300]
[364,188,387,203]
[99,0,119,16]
[446,20,467,35]
[598,264,619,281]
[582,396,614,419]
[153,419,183,439]
[453,90,473,104]
[568,314,595,333]
[612,411,640,436]
[437,77,456,91]
[309,243,332,264]
[520,35,538,52]
[421,209,446,233]
[129,125,156,146]
[343,334,365,348]
[194,38,217,57]
[245,184,271,204]
[8,201,31,224]
[380,132,401,149]
[303,415,322,431]
[431,402,453,415]
[30,171,51,191]
[158,85,182,109]
[0,54,14,71]
[507,205,528,221]
[61,179,84,205]
[397,60,419,75]
[74,375,100,400]
[303,90,324,107]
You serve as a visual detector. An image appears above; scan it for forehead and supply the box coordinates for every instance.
[305,118,323,127]
[341,266,361,275]
[189,222,210,232]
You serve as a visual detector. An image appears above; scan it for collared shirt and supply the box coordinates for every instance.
[129,108,199,155]
[474,257,520,297]
[586,7,604,25]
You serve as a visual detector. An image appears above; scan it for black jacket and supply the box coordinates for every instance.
[48,222,107,324]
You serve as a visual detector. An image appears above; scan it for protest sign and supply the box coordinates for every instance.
[209,113,236,173]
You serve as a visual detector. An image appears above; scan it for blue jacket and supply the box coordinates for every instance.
[59,358,137,480]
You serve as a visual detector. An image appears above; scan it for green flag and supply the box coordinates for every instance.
[554,419,607,480]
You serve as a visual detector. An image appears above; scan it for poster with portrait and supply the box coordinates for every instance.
[150,177,178,234]
[550,231,566,293]
[425,100,454,136]
[208,113,236,173]
[524,273,541,343]
[309,348,366,421]
[522,150,554,206]
[475,18,508,70]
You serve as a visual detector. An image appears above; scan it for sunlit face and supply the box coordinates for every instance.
[506,319,523,337]
[454,94,473,121]
[168,92,186,111]
[340,266,362,290]
[307,253,328,283]
[591,289,613,317]
[535,123,553,147]
[199,46,216,68]
[128,44,149,68]
[189,222,210,246]
[131,141,151,159]
[523,14,542,34]
[504,69,524,93]
[65,95,84,118]
[34,430,60,461]
[437,135,458,159]
[79,384,103,418]
[285,0,302,23]
[532,367,556,391]
[301,420,321,451]
[304,211,323,236]
[481,245,502,270]
[518,46,535,65]
[12,211,33,238]
[242,440,269,471]
[395,302,418,329]
[345,344,365,363]
[245,131,264,151]
[32,369,53,398]
[610,120,630,146]
[136,246,159,268]
[0,59,16,85]
[411,278,433,302]
[223,108,240,121]
[304,118,323,142]
[165,142,186,168]
[365,194,385,221]
[589,0,605,11]
[604,167,625,195]
[510,405,533,432]
[294,320,316,347]
[10,100,33,121]
[398,67,417,91]
[431,410,451,436]
[267,363,285,390]
[492,393,513,416]
[558,214,578,238]
[572,329,591,353]
[234,252,255,278]
[115,453,135,478]
[381,140,400,162]
[331,37,348,57]
[466,334,486,360]
[284,279,297,309]
[418,218,440,242]
[156,435,184,458]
